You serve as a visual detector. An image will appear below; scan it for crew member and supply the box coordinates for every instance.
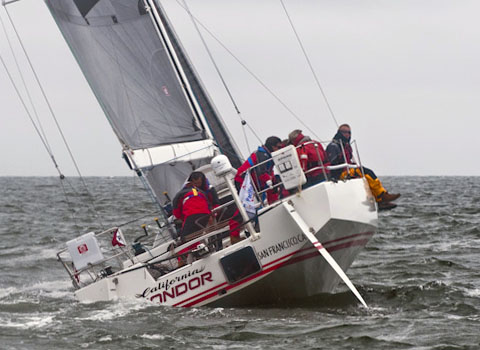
[172,171,218,237]
[288,129,329,187]
[229,136,283,244]
[172,171,218,264]
[326,124,400,210]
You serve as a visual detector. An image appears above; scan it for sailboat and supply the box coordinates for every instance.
[39,0,378,307]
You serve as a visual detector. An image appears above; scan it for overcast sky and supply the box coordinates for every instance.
[1,0,479,177]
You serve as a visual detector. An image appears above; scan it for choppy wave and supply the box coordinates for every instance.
[0,176,479,349]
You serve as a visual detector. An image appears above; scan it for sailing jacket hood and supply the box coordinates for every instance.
[290,132,310,147]
[333,130,351,145]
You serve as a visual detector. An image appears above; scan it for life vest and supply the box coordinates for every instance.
[172,185,211,222]
[292,134,328,177]
[182,188,206,205]
[234,146,278,204]
[235,146,274,189]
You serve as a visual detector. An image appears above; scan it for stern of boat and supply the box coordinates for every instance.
[209,178,378,306]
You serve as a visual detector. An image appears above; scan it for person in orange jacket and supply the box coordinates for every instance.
[326,124,400,210]
[288,129,329,187]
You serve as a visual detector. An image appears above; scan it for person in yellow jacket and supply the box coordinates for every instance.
[326,124,400,210]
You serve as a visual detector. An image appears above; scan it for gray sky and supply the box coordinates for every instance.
[1,0,479,177]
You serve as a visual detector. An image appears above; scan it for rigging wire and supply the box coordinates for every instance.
[180,0,255,152]
[0,9,83,226]
[0,11,61,176]
[173,0,320,141]
[0,53,59,174]
[2,5,105,228]
[0,48,82,227]
[3,7,85,180]
[241,123,251,152]
[0,13,52,155]
[279,0,339,128]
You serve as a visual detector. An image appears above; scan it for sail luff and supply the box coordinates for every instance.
[144,0,212,141]
[152,0,243,168]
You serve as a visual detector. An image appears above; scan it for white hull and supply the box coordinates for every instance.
[70,178,377,307]
[209,219,374,306]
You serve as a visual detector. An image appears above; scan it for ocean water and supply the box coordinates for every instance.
[0,176,479,350]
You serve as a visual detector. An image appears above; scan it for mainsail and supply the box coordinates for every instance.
[45,0,242,204]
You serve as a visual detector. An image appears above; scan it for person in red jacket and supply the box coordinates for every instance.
[288,129,329,187]
[234,136,283,202]
[229,136,283,244]
[172,171,219,239]
[172,171,220,265]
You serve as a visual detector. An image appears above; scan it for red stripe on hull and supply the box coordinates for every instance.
[174,236,371,307]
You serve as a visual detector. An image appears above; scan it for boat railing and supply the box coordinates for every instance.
[211,198,236,222]
[148,221,231,265]
[56,213,182,289]
[245,139,363,203]
[57,205,239,289]
[57,226,139,289]
[296,139,363,177]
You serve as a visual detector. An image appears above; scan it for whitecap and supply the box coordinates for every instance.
[30,279,72,292]
[0,287,18,300]
[207,307,225,316]
[2,315,56,329]
[445,314,462,320]
[36,248,59,260]
[26,279,74,300]
[141,334,165,340]
[363,305,388,314]
[99,335,113,342]
[464,288,480,297]
[76,298,151,321]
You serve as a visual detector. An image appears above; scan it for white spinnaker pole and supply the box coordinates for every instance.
[283,201,368,308]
